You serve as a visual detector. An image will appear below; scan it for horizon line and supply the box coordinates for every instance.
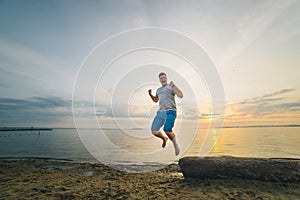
[1,124,300,131]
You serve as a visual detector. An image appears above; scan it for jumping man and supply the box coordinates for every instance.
[148,72,183,156]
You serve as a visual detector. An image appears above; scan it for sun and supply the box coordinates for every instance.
[209,113,216,121]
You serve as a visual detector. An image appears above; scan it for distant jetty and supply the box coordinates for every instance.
[0,127,53,131]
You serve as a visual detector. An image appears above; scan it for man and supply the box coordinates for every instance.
[148,72,183,156]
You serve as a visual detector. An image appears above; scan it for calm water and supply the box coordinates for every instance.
[187,127,300,159]
[0,127,299,165]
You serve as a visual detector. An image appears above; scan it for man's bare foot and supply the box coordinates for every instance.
[171,138,180,156]
[162,137,168,148]
[174,143,180,155]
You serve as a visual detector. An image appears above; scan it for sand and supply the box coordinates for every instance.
[0,158,299,200]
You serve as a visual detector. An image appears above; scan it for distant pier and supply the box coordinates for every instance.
[0,127,53,131]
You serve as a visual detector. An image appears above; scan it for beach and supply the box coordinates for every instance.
[1,1,300,199]
[1,158,299,200]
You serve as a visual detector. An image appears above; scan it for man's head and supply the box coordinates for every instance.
[159,72,167,86]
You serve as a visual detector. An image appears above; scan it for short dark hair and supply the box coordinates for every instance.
[158,72,166,78]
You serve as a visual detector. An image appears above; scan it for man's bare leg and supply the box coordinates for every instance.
[152,131,168,148]
[165,132,180,155]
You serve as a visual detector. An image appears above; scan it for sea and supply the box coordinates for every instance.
[0,127,299,166]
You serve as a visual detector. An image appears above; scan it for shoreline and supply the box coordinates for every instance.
[2,155,300,161]
[1,157,299,199]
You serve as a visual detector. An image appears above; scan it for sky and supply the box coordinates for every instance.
[0,0,300,128]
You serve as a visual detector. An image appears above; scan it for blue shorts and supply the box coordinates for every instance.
[151,110,177,132]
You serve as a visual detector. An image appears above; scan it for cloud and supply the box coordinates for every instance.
[0,95,199,127]
[0,96,70,109]
[238,88,295,105]
[0,95,115,126]
[180,107,199,120]
[0,96,85,126]
[0,40,57,75]
[0,40,75,98]
[221,0,297,66]
[95,103,152,119]
[276,100,300,111]
[239,98,284,105]
[256,88,294,99]
[227,88,300,119]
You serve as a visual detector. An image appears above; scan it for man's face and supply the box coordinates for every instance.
[159,75,167,86]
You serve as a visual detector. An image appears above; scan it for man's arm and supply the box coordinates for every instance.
[148,89,159,103]
[170,81,183,98]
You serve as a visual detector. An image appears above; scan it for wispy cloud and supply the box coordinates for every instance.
[254,88,294,99]
[0,40,57,75]
[221,0,297,66]
[0,40,74,97]
[239,88,295,105]
[226,88,300,121]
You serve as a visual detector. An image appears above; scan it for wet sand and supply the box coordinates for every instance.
[0,158,299,199]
